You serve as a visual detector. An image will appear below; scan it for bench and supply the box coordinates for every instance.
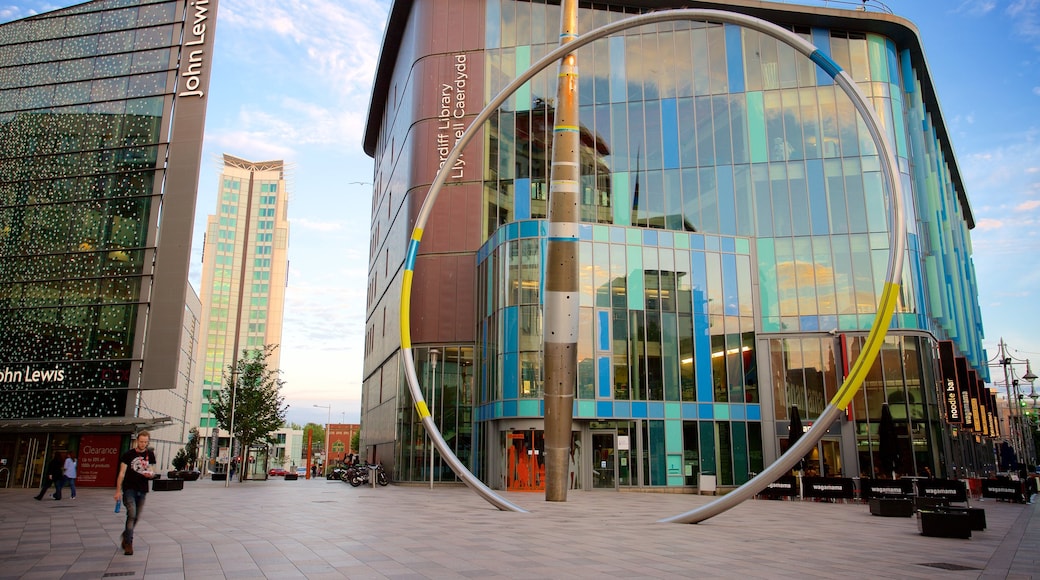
[869,498,914,517]
[918,510,971,538]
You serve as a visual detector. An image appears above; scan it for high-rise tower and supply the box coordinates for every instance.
[196,155,289,466]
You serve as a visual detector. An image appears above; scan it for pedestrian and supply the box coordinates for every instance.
[60,451,78,499]
[114,431,156,556]
[33,451,65,501]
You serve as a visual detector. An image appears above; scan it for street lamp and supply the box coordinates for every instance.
[314,404,331,477]
[429,349,439,490]
[225,370,239,488]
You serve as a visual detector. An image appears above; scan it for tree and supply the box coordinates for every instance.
[350,429,360,454]
[185,426,200,470]
[303,422,325,450]
[209,345,289,481]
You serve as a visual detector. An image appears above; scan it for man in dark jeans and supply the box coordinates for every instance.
[34,451,65,501]
[114,431,156,555]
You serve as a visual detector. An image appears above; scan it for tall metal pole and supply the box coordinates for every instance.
[998,338,1025,465]
[429,350,439,489]
[543,0,580,502]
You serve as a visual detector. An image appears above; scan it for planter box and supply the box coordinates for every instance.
[914,496,950,510]
[153,479,184,491]
[284,473,298,480]
[869,498,914,517]
[211,473,227,481]
[918,510,971,538]
[939,507,986,531]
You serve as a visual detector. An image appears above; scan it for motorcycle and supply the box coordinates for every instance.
[349,463,389,487]
[327,466,348,480]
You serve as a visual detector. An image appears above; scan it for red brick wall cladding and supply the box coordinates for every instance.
[403,0,486,345]
[327,424,361,464]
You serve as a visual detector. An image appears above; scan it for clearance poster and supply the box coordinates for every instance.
[77,434,122,487]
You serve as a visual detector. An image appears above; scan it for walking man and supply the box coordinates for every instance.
[114,431,156,555]
[33,451,65,501]
[60,451,78,499]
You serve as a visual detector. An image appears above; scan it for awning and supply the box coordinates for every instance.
[0,416,173,434]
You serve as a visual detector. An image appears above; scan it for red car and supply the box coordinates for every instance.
[268,467,288,477]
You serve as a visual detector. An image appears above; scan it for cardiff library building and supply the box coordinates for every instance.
[0,0,215,486]
[361,0,993,492]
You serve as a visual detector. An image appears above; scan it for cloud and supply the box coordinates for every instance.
[210,0,387,147]
[1035,87,1040,96]
[974,218,1005,230]
[1016,200,1040,211]
[955,0,998,15]
[1007,0,1040,44]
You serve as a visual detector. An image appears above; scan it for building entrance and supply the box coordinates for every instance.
[591,431,617,489]
[505,429,544,491]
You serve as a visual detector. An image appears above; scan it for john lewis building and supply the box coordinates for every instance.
[361,0,992,491]
[0,0,215,485]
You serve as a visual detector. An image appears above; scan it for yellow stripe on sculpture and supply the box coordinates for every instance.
[833,281,901,409]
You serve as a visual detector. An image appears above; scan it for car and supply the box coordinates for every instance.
[296,466,307,477]
[268,467,288,477]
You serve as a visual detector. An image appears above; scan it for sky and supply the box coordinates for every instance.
[2,0,1039,426]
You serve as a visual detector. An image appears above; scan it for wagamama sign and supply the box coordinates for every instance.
[436,55,469,179]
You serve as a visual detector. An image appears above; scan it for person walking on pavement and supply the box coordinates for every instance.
[33,451,65,501]
[58,451,78,499]
[114,431,156,555]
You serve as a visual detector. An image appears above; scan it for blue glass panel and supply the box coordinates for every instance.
[690,234,705,250]
[578,400,596,418]
[503,352,518,399]
[714,404,730,420]
[610,36,626,103]
[613,172,631,226]
[819,314,838,331]
[800,315,819,331]
[659,230,674,247]
[579,223,593,240]
[519,220,539,238]
[515,45,531,110]
[643,229,658,246]
[717,165,736,236]
[486,0,500,48]
[662,98,680,169]
[503,400,518,417]
[695,314,712,401]
[811,28,834,86]
[724,25,744,94]
[691,252,708,314]
[517,400,539,417]
[886,39,901,88]
[514,178,531,220]
[598,400,615,417]
[504,306,518,352]
[746,405,761,421]
[705,235,721,252]
[610,226,626,243]
[730,405,746,420]
[900,49,914,94]
[632,401,648,418]
[697,403,713,420]
[506,221,519,240]
[597,310,610,351]
[611,399,628,417]
[649,402,665,418]
[807,159,829,235]
[722,253,738,316]
[721,237,735,253]
[598,357,611,397]
[682,402,698,419]
[494,402,504,418]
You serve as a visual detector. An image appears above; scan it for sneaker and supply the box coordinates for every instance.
[33,495,42,501]
[122,538,133,555]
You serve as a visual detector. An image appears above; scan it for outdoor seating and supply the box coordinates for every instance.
[918,510,971,538]
[913,496,950,510]
[935,506,986,531]
[868,497,914,517]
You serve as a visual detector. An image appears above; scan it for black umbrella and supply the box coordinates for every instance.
[877,403,900,479]
[999,441,1017,472]
[787,405,806,473]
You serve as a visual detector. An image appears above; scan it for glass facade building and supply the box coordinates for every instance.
[362,0,993,491]
[0,0,215,486]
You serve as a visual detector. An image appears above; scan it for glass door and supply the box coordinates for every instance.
[591,431,617,489]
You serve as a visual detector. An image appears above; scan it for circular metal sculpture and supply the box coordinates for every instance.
[399,9,905,518]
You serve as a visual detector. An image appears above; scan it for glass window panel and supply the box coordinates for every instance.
[764,91,785,161]
[730,94,748,165]
[844,159,867,233]
[664,169,683,231]
[707,26,727,94]
[744,30,763,92]
[644,100,663,170]
[698,167,719,234]
[613,308,630,400]
[768,164,791,237]
[793,237,817,315]
[678,97,697,167]
[681,168,700,230]
[712,95,732,166]
[734,164,753,237]
[674,29,694,98]
[695,95,714,166]
[813,237,837,315]
[691,28,710,96]
[788,162,810,237]
[781,89,803,161]
[774,237,797,317]
[751,163,772,237]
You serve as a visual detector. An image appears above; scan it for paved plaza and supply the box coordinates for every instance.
[1,476,1037,579]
